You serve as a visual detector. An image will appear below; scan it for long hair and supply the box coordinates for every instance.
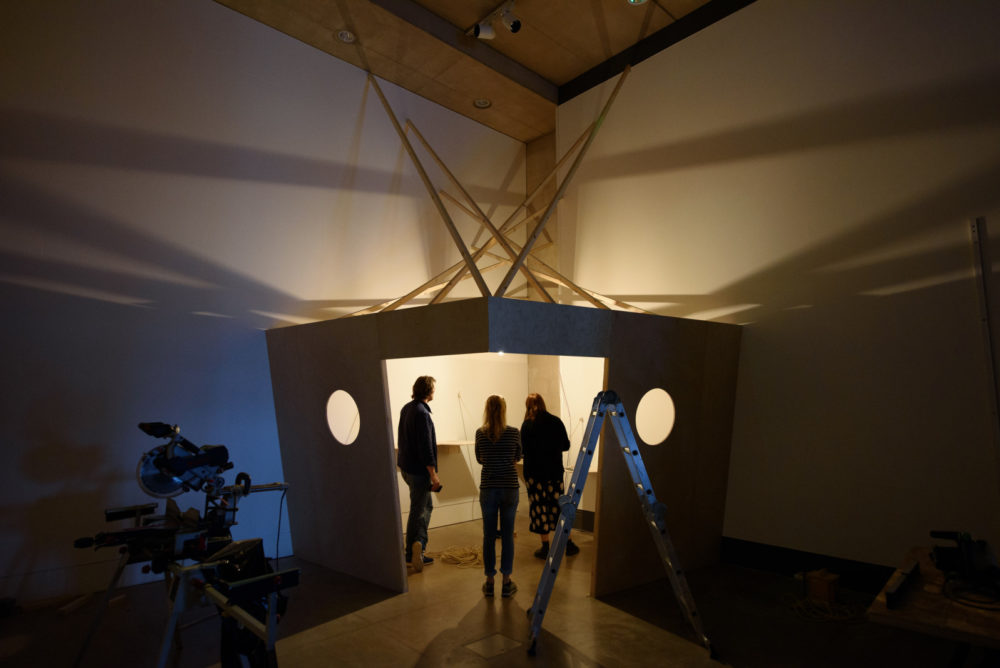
[481,395,507,441]
[412,375,435,400]
[524,393,546,423]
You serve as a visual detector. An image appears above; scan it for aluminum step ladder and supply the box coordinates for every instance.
[526,390,712,656]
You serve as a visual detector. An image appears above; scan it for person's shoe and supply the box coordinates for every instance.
[411,542,424,572]
[534,543,549,559]
[422,555,434,566]
[482,580,494,597]
[566,539,580,556]
[501,579,517,598]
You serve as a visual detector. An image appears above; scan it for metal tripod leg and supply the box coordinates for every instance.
[605,400,711,652]
[72,549,130,668]
[526,393,606,654]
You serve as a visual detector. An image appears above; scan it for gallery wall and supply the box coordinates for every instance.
[557,0,1000,567]
[0,0,524,602]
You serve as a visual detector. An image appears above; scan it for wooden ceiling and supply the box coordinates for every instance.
[213,0,752,142]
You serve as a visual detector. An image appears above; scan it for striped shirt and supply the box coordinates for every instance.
[475,425,522,489]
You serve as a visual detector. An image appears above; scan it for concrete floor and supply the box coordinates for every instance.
[0,513,984,667]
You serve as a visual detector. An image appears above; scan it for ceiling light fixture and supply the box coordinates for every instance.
[627,0,648,4]
[469,1,521,41]
[499,3,521,33]
[473,98,492,109]
[473,22,495,40]
[336,29,356,44]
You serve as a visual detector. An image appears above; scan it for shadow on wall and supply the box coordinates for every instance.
[3,396,124,601]
[610,155,1000,324]
[575,69,1000,323]
[0,107,525,326]
[581,70,1000,185]
[0,279,284,600]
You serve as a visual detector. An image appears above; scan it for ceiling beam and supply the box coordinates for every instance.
[368,0,558,103]
[559,0,757,103]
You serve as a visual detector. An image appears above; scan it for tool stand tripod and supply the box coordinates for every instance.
[526,390,712,656]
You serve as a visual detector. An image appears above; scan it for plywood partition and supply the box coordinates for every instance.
[265,312,406,591]
[596,314,742,597]
[266,297,740,595]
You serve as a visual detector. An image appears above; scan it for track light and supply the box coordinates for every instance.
[469,1,521,40]
[473,21,495,39]
[499,4,521,33]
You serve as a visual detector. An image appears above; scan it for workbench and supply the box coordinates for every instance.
[868,547,1000,650]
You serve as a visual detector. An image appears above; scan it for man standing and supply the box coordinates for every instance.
[397,375,441,572]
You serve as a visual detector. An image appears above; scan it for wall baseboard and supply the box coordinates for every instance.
[721,537,895,594]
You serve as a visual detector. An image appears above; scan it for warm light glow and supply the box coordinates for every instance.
[0,275,152,307]
[326,389,360,445]
[635,388,676,446]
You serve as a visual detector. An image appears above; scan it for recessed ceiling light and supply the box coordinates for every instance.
[627,0,648,4]
[336,29,356,44]
[473,98,492,109]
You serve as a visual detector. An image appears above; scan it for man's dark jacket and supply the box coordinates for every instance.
[397,399,437,475]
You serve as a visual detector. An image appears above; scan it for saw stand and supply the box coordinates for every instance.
[526,390,712,656]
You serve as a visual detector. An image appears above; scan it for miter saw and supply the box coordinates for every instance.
[73,421,297,668]
[134,421,232,498]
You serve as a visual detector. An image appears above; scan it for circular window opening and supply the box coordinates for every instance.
[635,387,676,446]
[326,389,360,445]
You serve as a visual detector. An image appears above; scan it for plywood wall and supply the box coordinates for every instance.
[267,298,740,595]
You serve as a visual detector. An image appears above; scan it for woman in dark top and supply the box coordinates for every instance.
[475,395,522,598]
[521,393,578,559]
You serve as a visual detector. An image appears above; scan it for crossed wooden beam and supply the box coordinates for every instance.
[348,66,646,317]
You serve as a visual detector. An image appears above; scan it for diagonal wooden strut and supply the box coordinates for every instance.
[404,120,554,303]
[430,123,594,304]
[367,74,490,297]
[369,207,545,314]
[436,192,645,312]
[441,192,609,310]
[495,66,631,298]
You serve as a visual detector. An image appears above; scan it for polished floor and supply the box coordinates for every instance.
[0,513,986,667]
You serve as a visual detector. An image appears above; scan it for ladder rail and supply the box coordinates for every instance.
[605,403,710,649]
[526,394,605,650]
[526,390,712,655]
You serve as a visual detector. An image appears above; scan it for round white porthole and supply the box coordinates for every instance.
[326,389,360,445]
[635,387,676,446]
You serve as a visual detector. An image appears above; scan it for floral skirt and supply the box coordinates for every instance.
[526,476,564,534]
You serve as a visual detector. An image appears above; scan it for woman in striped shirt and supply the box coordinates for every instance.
[475,395,522,598]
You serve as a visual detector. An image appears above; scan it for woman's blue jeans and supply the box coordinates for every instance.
[480,487,519,577]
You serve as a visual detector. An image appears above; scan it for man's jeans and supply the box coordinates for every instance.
[403,470,433,559]
[480,487,519,576]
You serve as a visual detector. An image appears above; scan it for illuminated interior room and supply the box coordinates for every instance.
[2,0,1000,666]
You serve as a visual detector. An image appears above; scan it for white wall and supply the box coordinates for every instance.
[557,0,1000,566]
[387,353,530,527]
[386,354,531,444]
[0,0,523,601]
[383,354,605,527]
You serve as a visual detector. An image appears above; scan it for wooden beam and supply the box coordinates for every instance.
[499,123,592,235]
[440,191,608,308]
[405,120,554,302]
[368,74,490,297]
[495,66,631,297]
[436,123,594,300]
[528,260,650,313]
